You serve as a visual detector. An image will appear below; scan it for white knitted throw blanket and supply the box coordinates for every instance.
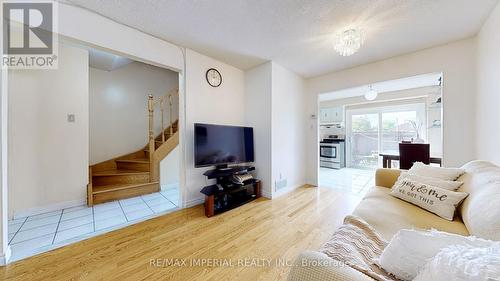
[319,215,399,281]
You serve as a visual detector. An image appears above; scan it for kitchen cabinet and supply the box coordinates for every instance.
[320,107,343,123]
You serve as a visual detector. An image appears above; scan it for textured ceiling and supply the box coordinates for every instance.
[66,0,498,78]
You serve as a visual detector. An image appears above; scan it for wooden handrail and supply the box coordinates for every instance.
[147,90,178,183]
[168,94,173,136]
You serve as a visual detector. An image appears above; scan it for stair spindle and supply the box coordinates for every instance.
[168,94,173,135]
[160,96,165,143]
[148,95,155,182]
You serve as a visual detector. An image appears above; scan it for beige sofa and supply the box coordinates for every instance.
[287,160,500,281]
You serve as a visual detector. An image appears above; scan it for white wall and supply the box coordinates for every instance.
[160,145,180,190]
[271,63,307,196]
[244,62,307,198]
[184,49,246,206]
[477,2,500,165]
[8,44,89,218]
[0,20,10,263]
[305,38,477,184]
[244,62,273,197]
[89,62,178,164]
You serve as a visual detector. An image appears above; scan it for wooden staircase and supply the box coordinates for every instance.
[87,93,179,206]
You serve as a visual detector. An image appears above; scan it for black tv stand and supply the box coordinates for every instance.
[215,164,231,171]
[203,165,255,179]
[200,165,260,217]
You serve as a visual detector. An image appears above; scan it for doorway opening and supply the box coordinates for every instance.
[318,73,443,195]
[7,40,182,262]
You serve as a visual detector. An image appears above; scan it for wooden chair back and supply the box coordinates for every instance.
[399,143,430,170]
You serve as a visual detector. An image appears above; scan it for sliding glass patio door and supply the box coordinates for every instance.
[348,113,379,169]
[346,103,425,169]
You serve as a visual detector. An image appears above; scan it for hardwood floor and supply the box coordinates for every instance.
[0,186,361,281]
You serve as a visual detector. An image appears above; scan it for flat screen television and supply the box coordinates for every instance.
[194,123,254,168]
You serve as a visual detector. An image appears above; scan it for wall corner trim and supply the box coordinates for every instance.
[0,245,12,266]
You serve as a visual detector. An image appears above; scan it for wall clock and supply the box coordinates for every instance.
[206,68,222,87]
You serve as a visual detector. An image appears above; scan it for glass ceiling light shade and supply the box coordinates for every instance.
[365,85,378,101]
[334,28,364,57]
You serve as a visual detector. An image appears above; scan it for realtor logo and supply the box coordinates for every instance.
[2,1,58,69]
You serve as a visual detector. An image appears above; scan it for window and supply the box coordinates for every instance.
[346,103,426,169]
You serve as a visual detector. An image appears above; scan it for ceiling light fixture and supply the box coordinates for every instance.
[365,85,378,101]
[334,28,364,57]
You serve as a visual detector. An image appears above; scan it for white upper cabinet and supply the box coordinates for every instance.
[320,106,343,123]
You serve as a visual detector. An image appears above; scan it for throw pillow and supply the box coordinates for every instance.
[414,244,500,281]
[458,160,500,240]
[408,162,465,181]
[394,172,464,191]
[390,178,468,220]
[378,229,497,281]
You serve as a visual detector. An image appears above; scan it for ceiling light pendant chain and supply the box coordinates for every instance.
[365,84,378,101]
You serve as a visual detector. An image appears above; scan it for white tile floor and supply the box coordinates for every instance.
[319,167,375,196]
[8,188,179,261]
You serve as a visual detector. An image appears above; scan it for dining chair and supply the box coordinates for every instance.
[399,143,430,170]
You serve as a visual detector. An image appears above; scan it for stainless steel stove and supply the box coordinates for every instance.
[320,136,345,169]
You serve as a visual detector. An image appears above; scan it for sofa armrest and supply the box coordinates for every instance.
[375,168,402,188]
[287,251,375,281]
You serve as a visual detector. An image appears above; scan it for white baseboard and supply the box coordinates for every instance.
[305,178,318,187]
[272,183,304,199]
[161,182,179,191]
[0,245,11,266]
[261,190,272,199]
[13,199,86,219]
[184,197,204,208]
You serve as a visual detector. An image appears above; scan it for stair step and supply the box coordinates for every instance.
[93,182,159,194]
[115,159,150,172]
[92,182,159,204]
[115,159,149,164]
[92,169,149,176]
[92,169,150,186]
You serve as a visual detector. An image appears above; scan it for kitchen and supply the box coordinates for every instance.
[317,73,443,195]
[318,104,375,195]
[319,106,346,170]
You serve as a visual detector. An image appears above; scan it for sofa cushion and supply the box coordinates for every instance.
[395,173,464,191]
[414,243,500,281]
[352,186,469,241]
[378,229,495,281]
[458,160,500,240]
[390,178,468,221]
[408,162,465,181]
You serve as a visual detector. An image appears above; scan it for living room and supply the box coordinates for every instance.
[1,1,499,280]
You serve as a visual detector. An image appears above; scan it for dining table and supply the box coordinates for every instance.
[379,151,442,168]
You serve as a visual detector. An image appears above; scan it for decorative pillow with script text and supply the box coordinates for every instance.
[390,178,468,221]
[394,172,464,191]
